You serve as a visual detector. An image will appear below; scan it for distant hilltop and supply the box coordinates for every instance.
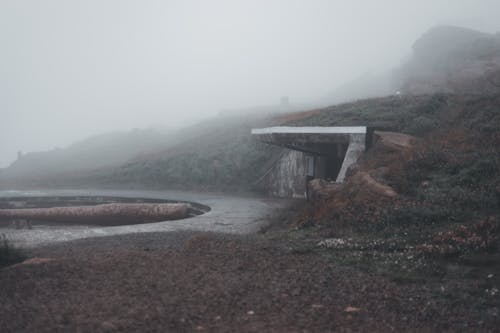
[412,25,493,59]
[323,25,500,104]
[396,25,500,95]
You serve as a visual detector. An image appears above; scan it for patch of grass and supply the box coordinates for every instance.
[383,205,457,227]
[454,156,499,187]
[289,94,449,136]
[0,235,26,268]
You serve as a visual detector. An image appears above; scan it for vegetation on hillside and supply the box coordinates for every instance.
[281,93,500,292]
[2,93,498,195]
[2,26,500,193]
[0,235,25,268]
[2,128,177,179]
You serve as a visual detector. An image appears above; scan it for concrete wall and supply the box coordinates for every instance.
[335,133,366,182]
[257,133,366,198]
[262,149,307,198]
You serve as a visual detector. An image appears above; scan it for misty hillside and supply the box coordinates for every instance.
[0,112,284,190]
[2,25,500,191]
[0,101,300,184]
[321,71,394,106]
[396,25,500,95]
[3,92,497,192]
[86,113,283,191]
[324,25,500,104]
[3,129,176,178]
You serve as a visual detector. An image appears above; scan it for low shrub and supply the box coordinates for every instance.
[405,115,439,136]
[417,217,500,256]
[381,205,458,230]
[0,235,26,268]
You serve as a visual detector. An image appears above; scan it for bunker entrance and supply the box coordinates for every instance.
[307,143,349,181]
[251,126,367,198]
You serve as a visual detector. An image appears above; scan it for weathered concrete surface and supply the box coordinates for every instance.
[251,126,366,152]
[0,189,288,248]
[251,126,366,135]
[259,149,308,198]
[336,133,366,182]
[252,126,367,197]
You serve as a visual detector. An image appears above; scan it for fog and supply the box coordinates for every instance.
[1,0,500,167]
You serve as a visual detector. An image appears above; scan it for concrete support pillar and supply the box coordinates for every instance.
[335,133,365,182]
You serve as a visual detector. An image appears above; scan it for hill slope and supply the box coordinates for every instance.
[3,128,176,179]
[322,25,500,104]
[396,25,500,95]
[2,25,500,191]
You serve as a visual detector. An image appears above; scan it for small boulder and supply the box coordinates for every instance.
[21,258,54,265]
[308,178,342,200]
[344,306,362,313]
[350,171,397,198]
[373,131,418,151]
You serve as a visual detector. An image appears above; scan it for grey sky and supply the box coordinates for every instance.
[1,0,500,167]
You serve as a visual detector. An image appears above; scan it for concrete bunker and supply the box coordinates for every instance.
[252,126,367,198]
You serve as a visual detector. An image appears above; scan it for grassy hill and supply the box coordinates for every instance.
[83,113,283,191]
[1,92,498,192]
[395,26,500,95]
[2,128,176,179]
[0,112,284,190]
[322,26,500,105]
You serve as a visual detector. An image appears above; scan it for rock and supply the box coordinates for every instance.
[344,306,362,313]
[350,171,398,198]
[20,258,54,265]
[317,238,348,249]
[370,166,391,180]
[373,131,418,151]
[308,178,343,200]
[101,321,118,331]
[7,257,55,269]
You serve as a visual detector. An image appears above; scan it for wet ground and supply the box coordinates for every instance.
[3,230,498,332]
[0,189,288,248]
[2,190,498,332]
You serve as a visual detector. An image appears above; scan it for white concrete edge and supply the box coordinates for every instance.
[251,126,367,135]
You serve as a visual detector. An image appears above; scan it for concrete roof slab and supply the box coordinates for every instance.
[251,126,366,135]
[252,126,367,147]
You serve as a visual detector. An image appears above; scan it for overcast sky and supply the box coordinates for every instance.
[1,0,500,167]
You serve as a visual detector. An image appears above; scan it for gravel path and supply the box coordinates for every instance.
[2,231,496,332]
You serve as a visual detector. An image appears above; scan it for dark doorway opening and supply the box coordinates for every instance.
[325,155,343,181]
[311,143,348,181]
